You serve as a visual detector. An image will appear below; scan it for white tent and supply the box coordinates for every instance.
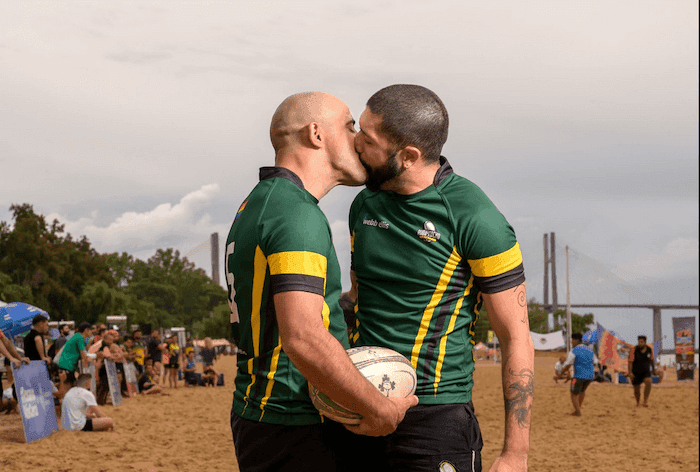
[530,330,565,351]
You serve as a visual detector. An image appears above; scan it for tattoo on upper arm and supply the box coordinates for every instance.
[515,284,527,322]
[504,368,534,428]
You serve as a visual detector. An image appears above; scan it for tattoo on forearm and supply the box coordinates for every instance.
[504,368,534,428]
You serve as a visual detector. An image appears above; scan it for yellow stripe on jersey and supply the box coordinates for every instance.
[351,317,360,344]
[251,246,268,357]
[350,231,355,253]
[268,251,327,279]
[241,358,256,417]
[259,339,283,421]
[433,275,475,395]
[411,247,462,369]
[468,242,522,278]
[242,246,269,417]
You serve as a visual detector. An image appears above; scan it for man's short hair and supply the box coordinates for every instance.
[366,84,449,164]
[77,373,92,387]
[571,333,583,341]
[78,322,93,333]
[32,314,48,325]
[638,335,647,341]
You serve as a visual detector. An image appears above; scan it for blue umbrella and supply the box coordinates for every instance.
[0,302,50,338]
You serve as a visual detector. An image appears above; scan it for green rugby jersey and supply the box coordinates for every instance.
[225,167,350,425]
[349,157,525,404]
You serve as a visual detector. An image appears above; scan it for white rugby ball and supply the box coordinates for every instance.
[309,346,417,424]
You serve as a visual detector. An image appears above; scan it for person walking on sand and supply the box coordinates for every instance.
[628,335,655,407]
[560,333,595,416]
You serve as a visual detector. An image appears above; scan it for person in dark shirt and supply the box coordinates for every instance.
[183,351,198,387]
[54,324,71,352]
[138,361,167,395]
[200,337,216,368]
[146,330,167,382]
[23,315,51,364]
[628,335,656,407]
[202,364,217,387]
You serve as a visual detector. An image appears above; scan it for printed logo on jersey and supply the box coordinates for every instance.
[417,221,441,242]
[234,200,248,222]
[362,214,389,229]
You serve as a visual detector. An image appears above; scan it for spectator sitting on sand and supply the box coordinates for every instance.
[553,356,571,384]
[183,351,198,387]
[61,373,114,432]
[202,364,217,387]
[138,361,168,395]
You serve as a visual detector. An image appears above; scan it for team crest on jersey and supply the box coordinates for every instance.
[234,200,248,222]
[417,221,441,242]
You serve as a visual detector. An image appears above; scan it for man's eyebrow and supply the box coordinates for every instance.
[346,118,356,127]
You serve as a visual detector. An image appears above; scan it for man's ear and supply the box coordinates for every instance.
[305,122,324,149]
[399,145,422,169]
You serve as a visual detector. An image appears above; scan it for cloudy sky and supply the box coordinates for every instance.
[1,1,697,348]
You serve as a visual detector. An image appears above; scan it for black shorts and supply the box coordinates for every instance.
[167,362,179,369]
[82,418,93,432]
[231,412,340,472]
[632,371,651,386]
[331,402,483,472]
[570,378,592,395]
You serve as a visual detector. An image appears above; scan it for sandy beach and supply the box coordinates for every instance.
[1,352,697,471]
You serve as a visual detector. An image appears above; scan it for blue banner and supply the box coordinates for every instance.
[11,361,58,443]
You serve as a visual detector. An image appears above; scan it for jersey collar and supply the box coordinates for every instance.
[433,156,454,187]
[259,166,305,191]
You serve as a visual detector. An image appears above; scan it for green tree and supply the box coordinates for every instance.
[468,299,596,344]
[527,301,595,335]
[0,204,112,317]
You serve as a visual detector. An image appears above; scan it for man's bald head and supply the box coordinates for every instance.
[270,92,346,152]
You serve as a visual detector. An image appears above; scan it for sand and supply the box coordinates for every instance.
[1,352,698,471]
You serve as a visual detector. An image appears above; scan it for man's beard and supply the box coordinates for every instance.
[362,151,403,192]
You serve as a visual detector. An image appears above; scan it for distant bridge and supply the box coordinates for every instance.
[543,303,699,352]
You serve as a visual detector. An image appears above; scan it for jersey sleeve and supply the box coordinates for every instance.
[260,201,332,296]
[461,206,525,294]
[348,190,370,272]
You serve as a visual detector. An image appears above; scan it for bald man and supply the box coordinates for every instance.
[225,92,418,472]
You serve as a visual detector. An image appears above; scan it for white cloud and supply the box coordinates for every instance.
[46,184,226,262]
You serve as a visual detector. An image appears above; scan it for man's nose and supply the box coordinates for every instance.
[354,133,363,152]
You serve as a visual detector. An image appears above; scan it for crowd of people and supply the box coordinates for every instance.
[0,315,226,432]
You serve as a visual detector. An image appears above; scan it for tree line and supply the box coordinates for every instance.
[0,204,230,339]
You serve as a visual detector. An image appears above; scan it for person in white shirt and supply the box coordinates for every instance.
[61,373,114,432]
[553,356,571,384]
